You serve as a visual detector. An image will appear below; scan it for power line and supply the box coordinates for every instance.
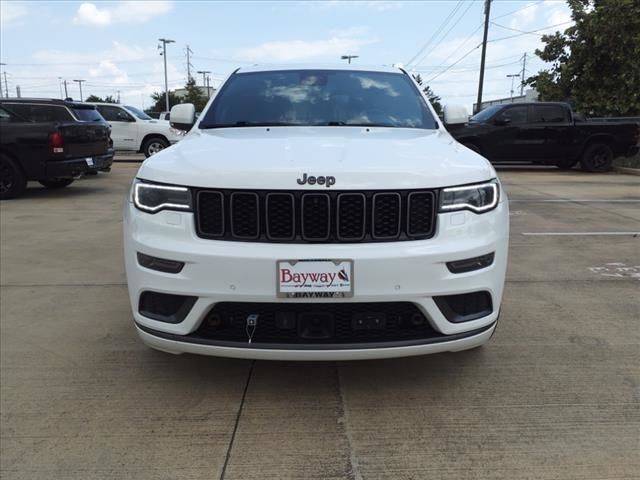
[426,43,482,83]
[487,21,573,43]
[413,0,478,68]
[405,0,466,66]
[492,1,544,21]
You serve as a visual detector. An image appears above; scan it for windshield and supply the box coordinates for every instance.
[469,105,502,123]
[124,105,152,120]
[200,69,438,129]
[73,107,104,122]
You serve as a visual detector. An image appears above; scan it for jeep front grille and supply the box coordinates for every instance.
[195,189,436,243]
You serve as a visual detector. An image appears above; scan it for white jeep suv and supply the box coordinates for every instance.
[123,66,509,360]
[92,103,183,157]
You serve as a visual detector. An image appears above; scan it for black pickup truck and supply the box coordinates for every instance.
[0,98,114,199]
[448,102,639,172]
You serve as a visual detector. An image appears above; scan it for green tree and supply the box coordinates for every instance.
[527,0,640,116]
[182,78,208,112]
[84,94,118,103]
[412,74,443,115]
[150,90,179,113]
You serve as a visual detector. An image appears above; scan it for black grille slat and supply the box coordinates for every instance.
[230,192,259,239]
[372,193,401,239]
[337,193,366,240]
[408,192,436,237]
[195,189,437,243]
[197,191,224,236]
[301,194,330,241]
[266,193,295,240]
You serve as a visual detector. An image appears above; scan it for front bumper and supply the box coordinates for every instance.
[46,151,114,178]
[124,199,509,360]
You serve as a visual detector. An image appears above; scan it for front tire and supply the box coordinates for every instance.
[39,178,74,189]
[143,137,169,158]
[0,155,27,200]
[580,143,614,172]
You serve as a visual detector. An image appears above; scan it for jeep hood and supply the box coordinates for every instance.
[138,126,495,189]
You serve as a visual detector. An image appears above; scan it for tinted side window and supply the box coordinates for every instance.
[0,106,21,123]
[499,106,527,125]
[530,105,569,123]
[96,106,121,122]
[4,104,73,122]
[73,107,104,121]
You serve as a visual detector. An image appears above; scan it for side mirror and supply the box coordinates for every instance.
[493,117,511,126]
[170,103,196,131]
[443,104,469,125]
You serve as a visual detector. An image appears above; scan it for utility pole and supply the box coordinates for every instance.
[16,85,21,98]
[158,38,175,112]
[206,75,211,98]
[197,70,211,98]
[185,45,194,82]
[4,72,9,98]
[73,79,85,101]
[58,77,63,99]
[520,52,527,96]
[507,74,519,101]
[117,90,121,103]
[475,0,492,113]
[340,55,358,64]
[63,80,68,99]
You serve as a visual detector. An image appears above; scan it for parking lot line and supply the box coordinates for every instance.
[522,232,640,236]
[511,199,640,203]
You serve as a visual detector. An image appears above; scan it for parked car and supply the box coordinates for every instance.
[91,103,183,157]
[446,102,640,172]
[0,98,114,199]
[124,65,509,360]
[158,112,170,121]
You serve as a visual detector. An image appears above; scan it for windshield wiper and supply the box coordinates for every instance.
[200,121,299,129]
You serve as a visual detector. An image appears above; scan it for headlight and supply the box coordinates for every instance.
[133,179,192,213]
[440,179,499,213]
[169,127,185,136]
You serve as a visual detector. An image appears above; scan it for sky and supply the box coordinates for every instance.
[0,0,573,111]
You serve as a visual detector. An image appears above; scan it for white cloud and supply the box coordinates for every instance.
[89,60,129,84]
[237,36,376,62]
[0,1,28,26]
[73,1,172,26]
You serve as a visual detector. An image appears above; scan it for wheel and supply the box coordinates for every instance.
[580,143,614,172]
[39,178,74,189]
[556,158,578,170]
[143,137,169,158]
[0,155,27,200]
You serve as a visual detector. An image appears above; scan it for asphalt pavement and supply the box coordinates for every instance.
[1,160,639,479]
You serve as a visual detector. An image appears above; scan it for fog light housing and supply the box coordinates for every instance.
[434,291,493,323]
[138,291,197,323]
[137,252,185,274]
[446,252,494,274]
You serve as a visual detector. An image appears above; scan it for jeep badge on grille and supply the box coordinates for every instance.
[297,173,336,187]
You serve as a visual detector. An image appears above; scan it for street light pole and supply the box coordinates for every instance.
[158,38,175,112]
[506,74,520,101]
[73,79,85,101]
[340,55,359,64]
[58,77,63,99]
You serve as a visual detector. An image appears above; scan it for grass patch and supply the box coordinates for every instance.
[613,152,640,169]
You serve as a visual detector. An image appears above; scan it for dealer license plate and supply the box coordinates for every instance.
[277,259,353,298]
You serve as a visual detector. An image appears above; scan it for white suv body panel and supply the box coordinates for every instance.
[92,103,182,152]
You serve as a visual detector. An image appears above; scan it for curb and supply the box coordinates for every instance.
[614,166,640,176]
